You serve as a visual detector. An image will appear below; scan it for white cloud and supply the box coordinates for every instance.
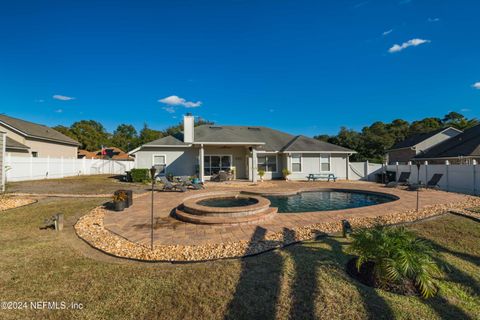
[472,82,480,89]
[53,94,75,101]
[158,95,202,108]
[382,29,393,36]
[428,17,440,22]
[460,108,471,112]
[162,106,176,114]
[54,109,63,113]
[388,38,430,53]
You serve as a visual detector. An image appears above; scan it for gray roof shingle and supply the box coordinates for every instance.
[0,114,80,146]
[414,124,480,159]
[6,137,30,150]
[143,125,355,153]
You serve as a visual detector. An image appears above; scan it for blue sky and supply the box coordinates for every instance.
[1,0,479,136]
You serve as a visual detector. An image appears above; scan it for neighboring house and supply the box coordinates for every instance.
[0,114,80,158]
[386,127,462,164]
[92,147,134,161]
[0,132,5,191]
[78,149,97,159]
[130,114,355,182]
[414,124,480,164]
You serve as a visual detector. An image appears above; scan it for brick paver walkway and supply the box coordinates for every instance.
[104,181,467,246]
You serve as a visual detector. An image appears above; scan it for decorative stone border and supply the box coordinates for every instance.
[74,195,480,262]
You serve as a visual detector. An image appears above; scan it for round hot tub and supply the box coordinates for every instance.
[174,192,277,225]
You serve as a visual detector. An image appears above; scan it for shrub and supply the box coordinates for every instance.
[130,168,151,183]
[282,168,291,179]
[258,169,265,178]
[348,225,440,298]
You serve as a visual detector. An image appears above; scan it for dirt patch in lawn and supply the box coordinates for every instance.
[6,174,150,195]
[0,196,37,212]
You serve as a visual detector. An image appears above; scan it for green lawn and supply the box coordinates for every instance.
[0,198,479,319]
[6,175,149,195]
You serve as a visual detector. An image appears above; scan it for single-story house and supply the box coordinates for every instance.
[130,114,356,182]
[78,147,134,161]
[386,127,462,164]
[0,114,80,158]
[0,132,5,191]
[414,123,480,164]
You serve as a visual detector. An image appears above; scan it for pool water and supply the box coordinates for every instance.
[266,191,394,213]
[198,197,259,207]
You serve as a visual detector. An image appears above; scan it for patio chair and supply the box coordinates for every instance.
[386,171,411,188]
[426,173,443,189]
[178,176,204,190]
[158,176,187,192]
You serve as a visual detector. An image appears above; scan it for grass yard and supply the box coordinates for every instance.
[0,198,479,319]
[6,175,149,195]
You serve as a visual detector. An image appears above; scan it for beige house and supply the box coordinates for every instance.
[0,131,5,191]
[386,127,462,164]
[130,114,355,182]
[0,114,80,158]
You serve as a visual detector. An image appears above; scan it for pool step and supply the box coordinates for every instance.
[174,207,278,225]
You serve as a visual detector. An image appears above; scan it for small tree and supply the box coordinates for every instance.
[258,169,265,182]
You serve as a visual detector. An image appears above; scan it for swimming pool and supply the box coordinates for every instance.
[265,190,396,213]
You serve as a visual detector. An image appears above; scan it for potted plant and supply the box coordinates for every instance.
[112,191,127,212]
[191,175,200,185]
[258,169,265,182]
[347,225,440,298]
[282,168,291,181]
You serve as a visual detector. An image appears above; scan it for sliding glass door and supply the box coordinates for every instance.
[204,155,232,176]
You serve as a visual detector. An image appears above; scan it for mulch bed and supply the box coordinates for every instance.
[346,258,419,296]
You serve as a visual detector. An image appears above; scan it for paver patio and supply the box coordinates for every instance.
[104,181,468,247]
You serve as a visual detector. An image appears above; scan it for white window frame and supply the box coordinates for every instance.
[291,153,303,173]
[203,154,233,176]
[257,154,278,173]
[152,154,167,173]
[320,153,331,172]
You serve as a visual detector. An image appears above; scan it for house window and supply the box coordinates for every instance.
[32,152,38,158]
[258,155,277,172]
[204,155,232,176]
[320,154,330,171]
[291,154,302,172]
[153,155,166,174]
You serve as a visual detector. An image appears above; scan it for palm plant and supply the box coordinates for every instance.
[348,225,440,298]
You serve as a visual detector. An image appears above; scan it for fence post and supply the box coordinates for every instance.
[61,156,64,178]
[82,157,86,175]
[445,160,450,192]
[424,161,428,184]
[395,162,399,181]
[46,156,50,179]
[29,156,33,180]
[364,160,369,181]
[473,160,477,195]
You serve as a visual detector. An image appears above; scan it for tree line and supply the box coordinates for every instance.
[54,111,478,161]
[53,118,213,152]
[315,112,478,162]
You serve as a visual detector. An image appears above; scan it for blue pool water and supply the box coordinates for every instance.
[266,191,395,213]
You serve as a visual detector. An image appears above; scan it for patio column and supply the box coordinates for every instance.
[252,147,258,183]
[199,144,205,183]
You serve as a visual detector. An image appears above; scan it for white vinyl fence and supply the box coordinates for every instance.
[349,161,383,181]
[386,163,480,195]
[4,155,135,182]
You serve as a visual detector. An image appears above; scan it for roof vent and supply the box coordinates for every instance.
[248,127,261,131]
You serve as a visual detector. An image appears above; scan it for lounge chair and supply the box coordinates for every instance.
[158,176,187,192]
[426,173,443,189]
[386,172,411,188]
[178,176,204,190]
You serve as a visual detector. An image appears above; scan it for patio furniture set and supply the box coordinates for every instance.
[386,172,443,190]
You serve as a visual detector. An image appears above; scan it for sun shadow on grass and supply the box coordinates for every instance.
[224,227,283,320]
